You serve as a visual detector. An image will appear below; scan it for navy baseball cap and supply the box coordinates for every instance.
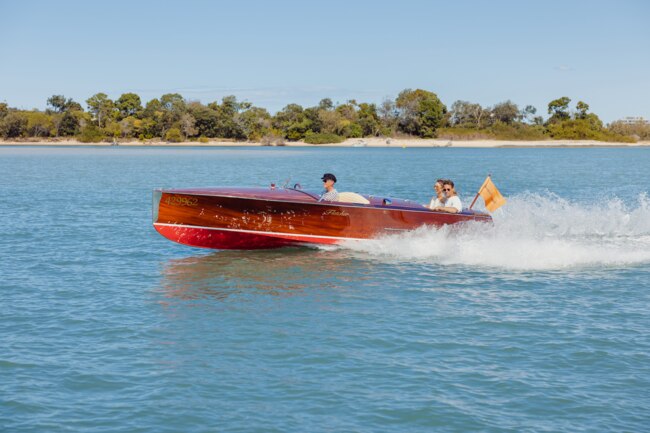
[321,173,337,182]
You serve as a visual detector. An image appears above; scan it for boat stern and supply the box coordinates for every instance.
[152,189,162,224]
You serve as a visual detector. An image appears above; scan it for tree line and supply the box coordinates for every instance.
[0,89,647,143]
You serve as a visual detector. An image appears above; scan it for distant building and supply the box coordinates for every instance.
[617,116,649,124]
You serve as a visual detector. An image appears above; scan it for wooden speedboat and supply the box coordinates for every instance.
[152,186,492,250]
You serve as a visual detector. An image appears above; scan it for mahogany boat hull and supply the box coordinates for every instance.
[152,187,492,250]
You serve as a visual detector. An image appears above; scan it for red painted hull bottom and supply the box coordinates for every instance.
[154,224,339,250]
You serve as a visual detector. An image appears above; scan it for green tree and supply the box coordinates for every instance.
[159,93,186,136]
[47,95,68,113]
[58,111,81,136]
[67,100,83,111]
[396,89,447,137]
[77,124,105,142]
[138,118,158,139]
[104,121,121,138]
[575,101,590,119]
[342,121,363,138]
[86,93,115,127]
[165,127,183,142]
[237,106,271,141]
[218,96,244,138]
[521,105,538,124]
[160,93,185,113]
[47,95,83,136]
[180,113,198,138]
[378,98,398,135]
[46,95,81,114]
[546,111,605,140]
[142,98,162,118]
[116,93,142,119]
[357,103,381,136]
[188,102,219,137]
[0,111,28,138]
[491,100,520,124]
[0,102,8,119]
[25,112,53,137]
[273,104,312,140]
[449,100,486,128]
[208,95,248,139]
[332,101,363,137]
[118,116,139,138]
[547,97,571,123]
[141,98,164,137]
[318,98,334,111]
[303,106,323,134]
[336,101,358,121]
[318,109,343,135]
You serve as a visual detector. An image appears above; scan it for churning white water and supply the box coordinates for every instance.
[341,193,650,270]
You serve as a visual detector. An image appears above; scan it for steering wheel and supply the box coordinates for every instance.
[293,183,302,190]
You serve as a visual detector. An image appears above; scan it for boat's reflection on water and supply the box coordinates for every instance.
[157,247,374,301]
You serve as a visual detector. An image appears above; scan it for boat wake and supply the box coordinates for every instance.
[340,192,650,271]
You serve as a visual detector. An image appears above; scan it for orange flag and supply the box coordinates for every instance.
[478,176,506,212]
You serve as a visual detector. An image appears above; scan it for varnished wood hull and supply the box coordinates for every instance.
[152,187,492,250]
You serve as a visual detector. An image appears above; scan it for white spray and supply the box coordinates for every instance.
[340,192,650,271]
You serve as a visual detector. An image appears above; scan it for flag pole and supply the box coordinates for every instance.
[469,175,490,210]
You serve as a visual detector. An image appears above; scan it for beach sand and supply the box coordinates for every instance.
[1,137,648,148]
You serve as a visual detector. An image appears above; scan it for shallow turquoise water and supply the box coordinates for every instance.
[1,146,649,432]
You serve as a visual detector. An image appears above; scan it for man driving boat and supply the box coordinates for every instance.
[319,173,339,202]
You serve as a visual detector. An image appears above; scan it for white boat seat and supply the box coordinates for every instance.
[337,192,370,204]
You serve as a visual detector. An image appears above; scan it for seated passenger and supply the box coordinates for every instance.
[433,180,462,213]
[319,173,339,202]
[428,178,446,209]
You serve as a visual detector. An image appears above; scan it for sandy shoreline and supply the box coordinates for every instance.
[1,137,648,148]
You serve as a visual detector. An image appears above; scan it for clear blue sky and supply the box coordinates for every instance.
[1,0,648,122]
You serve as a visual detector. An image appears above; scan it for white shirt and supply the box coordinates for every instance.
[445,195,463,212]
[429,197,445,209]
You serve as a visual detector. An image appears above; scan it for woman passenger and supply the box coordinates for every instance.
[428,178,446,209]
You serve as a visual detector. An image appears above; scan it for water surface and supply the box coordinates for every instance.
[1,146,649,432]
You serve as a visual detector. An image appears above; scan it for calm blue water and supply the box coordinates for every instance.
[1,146,649,432]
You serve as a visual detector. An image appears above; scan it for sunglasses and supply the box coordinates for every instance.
[443,187,452,191]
